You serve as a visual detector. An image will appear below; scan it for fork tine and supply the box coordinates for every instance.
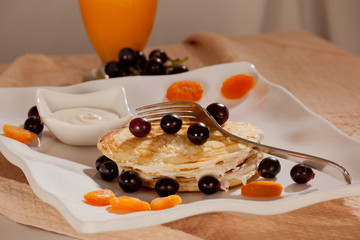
[139,110,194,118]
[136,101,195,111]
[145,115,197,123]
[136,101,202,123]
[137,106,192,116]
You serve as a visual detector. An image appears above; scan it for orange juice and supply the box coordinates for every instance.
[79,0,158,62]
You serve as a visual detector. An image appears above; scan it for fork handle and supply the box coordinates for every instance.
[217,127,352,184]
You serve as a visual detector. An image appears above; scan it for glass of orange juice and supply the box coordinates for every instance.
[78,0,158,80]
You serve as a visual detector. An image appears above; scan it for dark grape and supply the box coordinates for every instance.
[155,177,179,197]
[290,164,315,184]
[206,103,229,125]
[118,170,143,192]
[160,114,182,134]
[145,57,165,75]
[107,47,188,77]
[134,50,147,69]
[168,65,189,74]
[105,61,123,78]
[118,47,137,67]
[129,118,151,137]
[28,106,39,118]
[258,157,281,178]
[95,155,111,171]
[198,175,220,194]
[98,160,119,181]
[149,49,168,63]
[24,116,44,134]
[187,122,209,145]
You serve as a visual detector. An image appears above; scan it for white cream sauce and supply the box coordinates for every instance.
[51,107,120,126]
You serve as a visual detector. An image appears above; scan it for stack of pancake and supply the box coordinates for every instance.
[97,121,264,192]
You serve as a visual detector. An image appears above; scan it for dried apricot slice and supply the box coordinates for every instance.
[83,189,115,206]
[241,181,283,198]
[221,74,255,99]
[166,80,203,102]
[3,124,37,144]
[110,196,150,212]
[150,195,182,211]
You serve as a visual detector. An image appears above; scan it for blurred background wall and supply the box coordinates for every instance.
[1,0,359,64]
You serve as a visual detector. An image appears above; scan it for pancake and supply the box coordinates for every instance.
[97,121,264,191]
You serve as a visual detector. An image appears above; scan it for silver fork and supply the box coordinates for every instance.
[136,101,352,184]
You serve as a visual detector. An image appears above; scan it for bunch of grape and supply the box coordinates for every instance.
[104,48,189,78]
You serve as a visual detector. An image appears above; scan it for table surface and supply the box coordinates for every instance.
[1,31,360,240]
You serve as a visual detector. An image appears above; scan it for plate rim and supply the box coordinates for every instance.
[1,61,360,233]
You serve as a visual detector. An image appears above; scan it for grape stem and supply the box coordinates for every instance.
[167,57,189,68]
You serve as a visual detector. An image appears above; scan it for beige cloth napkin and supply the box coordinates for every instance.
[1,31,360,239]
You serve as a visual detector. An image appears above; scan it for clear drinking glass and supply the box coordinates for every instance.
[78,0,158,80]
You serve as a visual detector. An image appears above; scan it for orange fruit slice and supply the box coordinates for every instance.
[150,195,182,211]
[241,181,283,198]
[3,124,37,144]
[166,80,203,102]
[110,196,150,212]
[83,189,115,206]
[221,74,255,99]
